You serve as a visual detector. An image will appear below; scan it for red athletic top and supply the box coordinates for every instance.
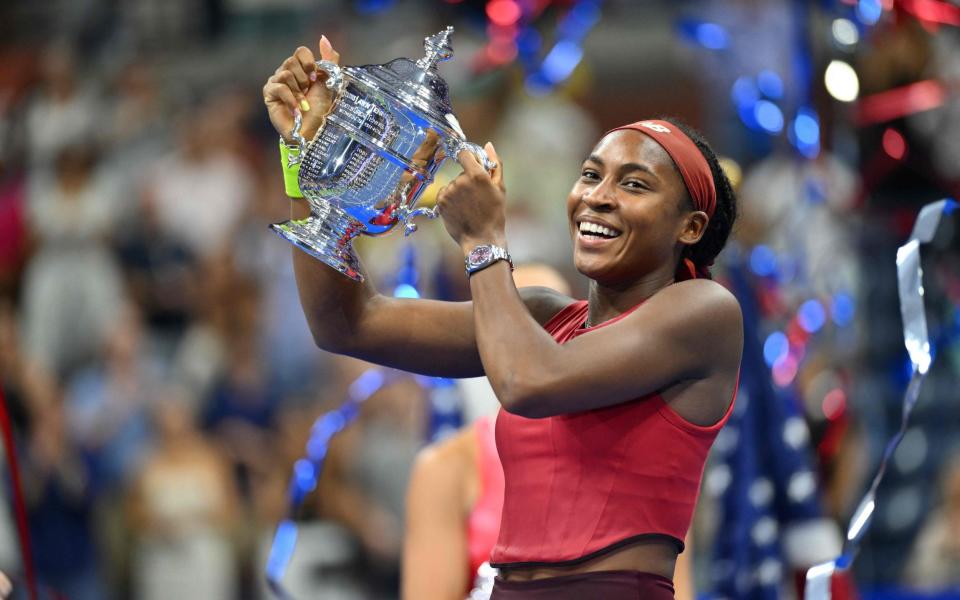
[490,300,737,567]
[465,414,504,586]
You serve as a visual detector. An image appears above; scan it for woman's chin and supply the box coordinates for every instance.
[574,256,613,281]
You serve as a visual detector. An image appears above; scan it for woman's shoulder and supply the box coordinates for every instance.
[652,278,742,323]
[519,286,577,326]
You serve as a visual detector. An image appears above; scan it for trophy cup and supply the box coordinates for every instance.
[271,27,496,282]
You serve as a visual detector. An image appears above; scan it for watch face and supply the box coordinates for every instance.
[470,246,493,265]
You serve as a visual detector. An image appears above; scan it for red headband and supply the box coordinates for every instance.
[606,120,716,218]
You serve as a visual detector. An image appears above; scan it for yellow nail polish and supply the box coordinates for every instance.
[300,99,311,112]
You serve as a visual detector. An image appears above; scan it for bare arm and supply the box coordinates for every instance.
[402,429,474,600]
[470,265,742,418]
[265,39,569,378]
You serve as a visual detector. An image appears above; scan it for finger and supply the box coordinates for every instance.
[284,51,311,91]
[270,70,307,108]
[293,46,318,82]
[263,82,300,114]
[484,142,504,190]
[457,148,486,178]
[319,35,341,65]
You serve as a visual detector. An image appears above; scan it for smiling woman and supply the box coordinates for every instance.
[263,38,741,599]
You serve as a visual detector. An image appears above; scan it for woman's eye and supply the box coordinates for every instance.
[580,171,600,181]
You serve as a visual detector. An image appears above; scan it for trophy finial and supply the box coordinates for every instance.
[417,26,455,70]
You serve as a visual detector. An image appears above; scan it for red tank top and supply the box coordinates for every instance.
[465,414,504,585]
[490,300,737,567]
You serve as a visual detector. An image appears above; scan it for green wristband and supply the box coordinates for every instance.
[279,139,304,199]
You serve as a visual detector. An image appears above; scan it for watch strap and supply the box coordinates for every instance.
[465,244,513,276]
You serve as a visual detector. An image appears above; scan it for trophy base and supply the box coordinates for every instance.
[270,202,365,282]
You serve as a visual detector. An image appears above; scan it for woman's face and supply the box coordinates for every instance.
[566,129,696,285]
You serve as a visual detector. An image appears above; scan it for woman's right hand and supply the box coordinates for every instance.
[263,35,341,144]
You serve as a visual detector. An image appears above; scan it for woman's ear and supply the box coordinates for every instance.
[678,211,709,246]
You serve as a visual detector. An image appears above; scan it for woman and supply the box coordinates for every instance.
[263,36,742,598]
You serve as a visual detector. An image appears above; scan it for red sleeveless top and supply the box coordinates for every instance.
[490,300,737,567]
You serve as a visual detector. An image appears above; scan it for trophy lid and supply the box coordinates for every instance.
[348,27,460,135]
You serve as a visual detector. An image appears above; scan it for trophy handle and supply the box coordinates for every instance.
[400,141,498,235]
[286,60,345,162]
[449,140,497,173]
[401,206,440,236]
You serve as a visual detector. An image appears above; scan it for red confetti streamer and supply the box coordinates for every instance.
[855,79,945,126]
[0,386,38,600]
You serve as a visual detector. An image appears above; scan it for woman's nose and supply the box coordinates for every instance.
[582,179,617,210]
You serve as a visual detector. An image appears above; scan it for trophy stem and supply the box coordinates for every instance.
[270,202,365,282]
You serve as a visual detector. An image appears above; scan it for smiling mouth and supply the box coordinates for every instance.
[577,221,622,240]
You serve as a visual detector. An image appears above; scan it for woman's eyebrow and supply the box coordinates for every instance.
[618,162,659,181]
[584,155,660,182]
[583,154,660,180]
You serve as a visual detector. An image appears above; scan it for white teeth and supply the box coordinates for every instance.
[578,222,620,238]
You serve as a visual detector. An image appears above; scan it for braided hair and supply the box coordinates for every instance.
[660,117,738,271]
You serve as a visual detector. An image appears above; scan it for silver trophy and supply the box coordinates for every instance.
[271,27,495,282]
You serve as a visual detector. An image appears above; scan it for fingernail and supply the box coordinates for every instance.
[320,34,329,46]
[300,99,311,112]
[309,72,317,82]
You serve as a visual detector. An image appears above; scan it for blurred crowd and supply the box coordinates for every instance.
[0,1,960,599]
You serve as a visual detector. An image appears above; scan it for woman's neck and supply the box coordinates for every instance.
[586,268,676,327]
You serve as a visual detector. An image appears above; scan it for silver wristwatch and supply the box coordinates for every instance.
[465,244,513,276]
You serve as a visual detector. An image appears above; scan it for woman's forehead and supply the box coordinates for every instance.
[590,129,675,175]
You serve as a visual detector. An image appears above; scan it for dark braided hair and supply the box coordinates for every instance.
[660,117,738,270]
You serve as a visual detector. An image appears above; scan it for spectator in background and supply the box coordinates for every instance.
[100,59,170,232]
[318,356,429,596]
[129,387,240,600]
[66,304,158,492]
[22,398,105,600]
[202,275,280,505]
[19,144,126,378]
[64,304,160,592]
[142,103,253,262]
[904,453,960,588]
[23,45,101,173]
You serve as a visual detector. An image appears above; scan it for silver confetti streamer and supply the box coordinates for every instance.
[804,198,956,599]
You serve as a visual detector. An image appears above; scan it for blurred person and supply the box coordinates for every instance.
[22,398,105,600]
[64,304,161,594]
[116,194,198,343]
[19,144,126,378]
[492,93,599,271]
[265,38,741,599]
[129,388,240,600]
[904,453,960,588]
[317,356,430,596]
[100,60,170,232]
[23,45,102,172]
[65,304,159,491]
[142,102,253,261]
[202,276,280,503]
[104,60,166,152]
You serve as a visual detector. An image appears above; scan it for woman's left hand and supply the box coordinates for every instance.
[435,142,507,251]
